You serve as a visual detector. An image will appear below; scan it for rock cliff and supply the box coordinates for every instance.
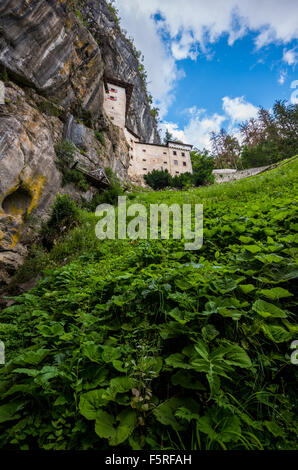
[0,0,160,283]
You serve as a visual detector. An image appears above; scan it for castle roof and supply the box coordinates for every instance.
[167,140,193,150]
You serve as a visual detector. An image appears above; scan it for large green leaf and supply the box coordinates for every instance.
[79,390,107,420]
[252,299,288,318]
[0,402,24,424]
[13,349,51,366]
[221,344,252,368]
[153,398,186,431]
[95,409,136,446]
[259,287,293,300]
[262,324,292,343]
[165,353,192,369]
[197,407,242,444]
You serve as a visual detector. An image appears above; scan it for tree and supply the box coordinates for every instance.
[163,129,174,145]
[211,129,241,169]
[190,149,215,186]
[241,141,281,169]
[163,129,184,145]
[240,118,264,148]
[240,100,298,168]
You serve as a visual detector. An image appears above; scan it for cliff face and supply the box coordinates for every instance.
[0,0,159,283]
[81,0,160,144]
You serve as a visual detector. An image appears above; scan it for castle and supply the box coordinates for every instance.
[103,77,193,180]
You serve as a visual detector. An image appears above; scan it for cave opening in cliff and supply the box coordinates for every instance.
[2,186,32,216]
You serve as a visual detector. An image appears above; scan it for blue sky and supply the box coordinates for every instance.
[114,0,298,149]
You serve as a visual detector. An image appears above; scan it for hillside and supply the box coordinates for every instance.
[0,158,297,450]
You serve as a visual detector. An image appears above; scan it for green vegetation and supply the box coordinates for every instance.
[55,140,89,192]
[40,194,80,250]
[37,101,62,118]
[211,100,298,169]
[94,131,106,147]
[144,152,214,190]
[144,169,173,190]
[84,168,123,211]
[55,140,76,165]
[144,170,195,191]
[0,64,8,82]
[0,158,297,450]
[191,150,215,186]
[106,0,121,27]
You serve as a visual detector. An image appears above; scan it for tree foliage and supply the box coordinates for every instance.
[211,100,298,169]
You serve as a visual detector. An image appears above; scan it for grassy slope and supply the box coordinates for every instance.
[0,158,297,450]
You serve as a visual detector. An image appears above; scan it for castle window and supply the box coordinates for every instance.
[174,160,178,165]
[108,96,117,101]
[143,168,147,171]
[173,151,177,155]
[183,162,187,166]
[163,152,167,155]
[143,159,146,161]
[143,149,146,152]
[109,88,117,93]
[131,156,133,159]
[182,152,185,156]
[176,171,179,174]
[164,161,167,164]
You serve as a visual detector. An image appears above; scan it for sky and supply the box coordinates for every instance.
[114,0,298,150]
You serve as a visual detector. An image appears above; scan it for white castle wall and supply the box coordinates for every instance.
[103,83,126,128]
[103,81,193,180]
[213,166,270,183]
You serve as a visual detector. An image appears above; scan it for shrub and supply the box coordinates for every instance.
[94,131,106,147]
[55,140,76,165]
[49,194,79,228]
[41,195,80,249]
[144,169,173,190]
[172,172,193,189]
[55,140,89,192]
[37,101,61,118]
[145,170,194,190]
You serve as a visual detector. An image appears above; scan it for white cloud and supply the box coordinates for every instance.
[283,48,298,66]
[161,106,226,150]
[222,96,259,124]
[160,122,187,143]
[161,96,258,150]
[114,0,298,116]
[171,32,199,61]
[278,71,287,85]
[184,110,226,150]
